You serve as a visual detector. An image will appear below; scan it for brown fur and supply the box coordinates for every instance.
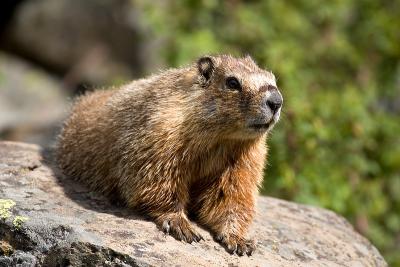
[57,55,282,256]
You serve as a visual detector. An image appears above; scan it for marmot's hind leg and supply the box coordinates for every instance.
[127,175,203,243]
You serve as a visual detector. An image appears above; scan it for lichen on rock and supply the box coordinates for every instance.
[0,199,16,220]
[12,216,29,230]
[0,241,14,256]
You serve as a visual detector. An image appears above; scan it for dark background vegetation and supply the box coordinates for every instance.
[0,0,399,265]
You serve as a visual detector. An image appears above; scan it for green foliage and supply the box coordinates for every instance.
[135,0,400,265]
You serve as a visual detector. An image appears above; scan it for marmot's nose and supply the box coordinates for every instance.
[265,91,283,114]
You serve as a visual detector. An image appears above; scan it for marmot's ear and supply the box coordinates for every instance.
[197,56,215,84]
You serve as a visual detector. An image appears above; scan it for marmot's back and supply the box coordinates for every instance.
[57,69,196,198]
[57,89,121,196]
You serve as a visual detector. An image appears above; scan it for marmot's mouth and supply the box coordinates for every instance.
[249,121,273,130]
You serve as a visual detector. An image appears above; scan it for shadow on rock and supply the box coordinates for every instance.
[39,146,148,223]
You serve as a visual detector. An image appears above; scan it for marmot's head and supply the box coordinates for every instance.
[196,55,282,139]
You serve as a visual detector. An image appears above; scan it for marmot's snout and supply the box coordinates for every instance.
[248,85,282,132]
[263,86,282,115]
[262,85,282,122]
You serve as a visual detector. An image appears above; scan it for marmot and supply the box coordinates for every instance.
[57,55,283,256]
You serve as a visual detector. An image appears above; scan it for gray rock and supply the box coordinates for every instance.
[0,53,68,147]
[1,0,152,87]
[0,141,387,266]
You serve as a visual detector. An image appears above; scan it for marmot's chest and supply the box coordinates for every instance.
[184,146,241,182]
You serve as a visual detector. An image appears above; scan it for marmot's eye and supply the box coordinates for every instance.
[226,77,241,91]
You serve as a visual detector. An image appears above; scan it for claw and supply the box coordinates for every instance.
[245,240,256,256]
[236,245,245,256]
[215,235,223,242]
[162,220,170,234]
[226,243,237,254]
[197,233,204,242]
[246,248,253,256]
[192,231,203,242]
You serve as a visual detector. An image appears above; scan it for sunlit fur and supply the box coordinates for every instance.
[57,55,281,256]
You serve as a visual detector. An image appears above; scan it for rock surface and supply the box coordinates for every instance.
[0,141,387,267]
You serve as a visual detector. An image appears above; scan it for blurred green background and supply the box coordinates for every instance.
[0,0,399,265]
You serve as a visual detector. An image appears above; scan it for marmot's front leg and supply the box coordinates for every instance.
[195,167,260,256]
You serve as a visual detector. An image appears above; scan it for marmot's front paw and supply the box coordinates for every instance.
[216,233,255,256]
[156,213,203,243]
